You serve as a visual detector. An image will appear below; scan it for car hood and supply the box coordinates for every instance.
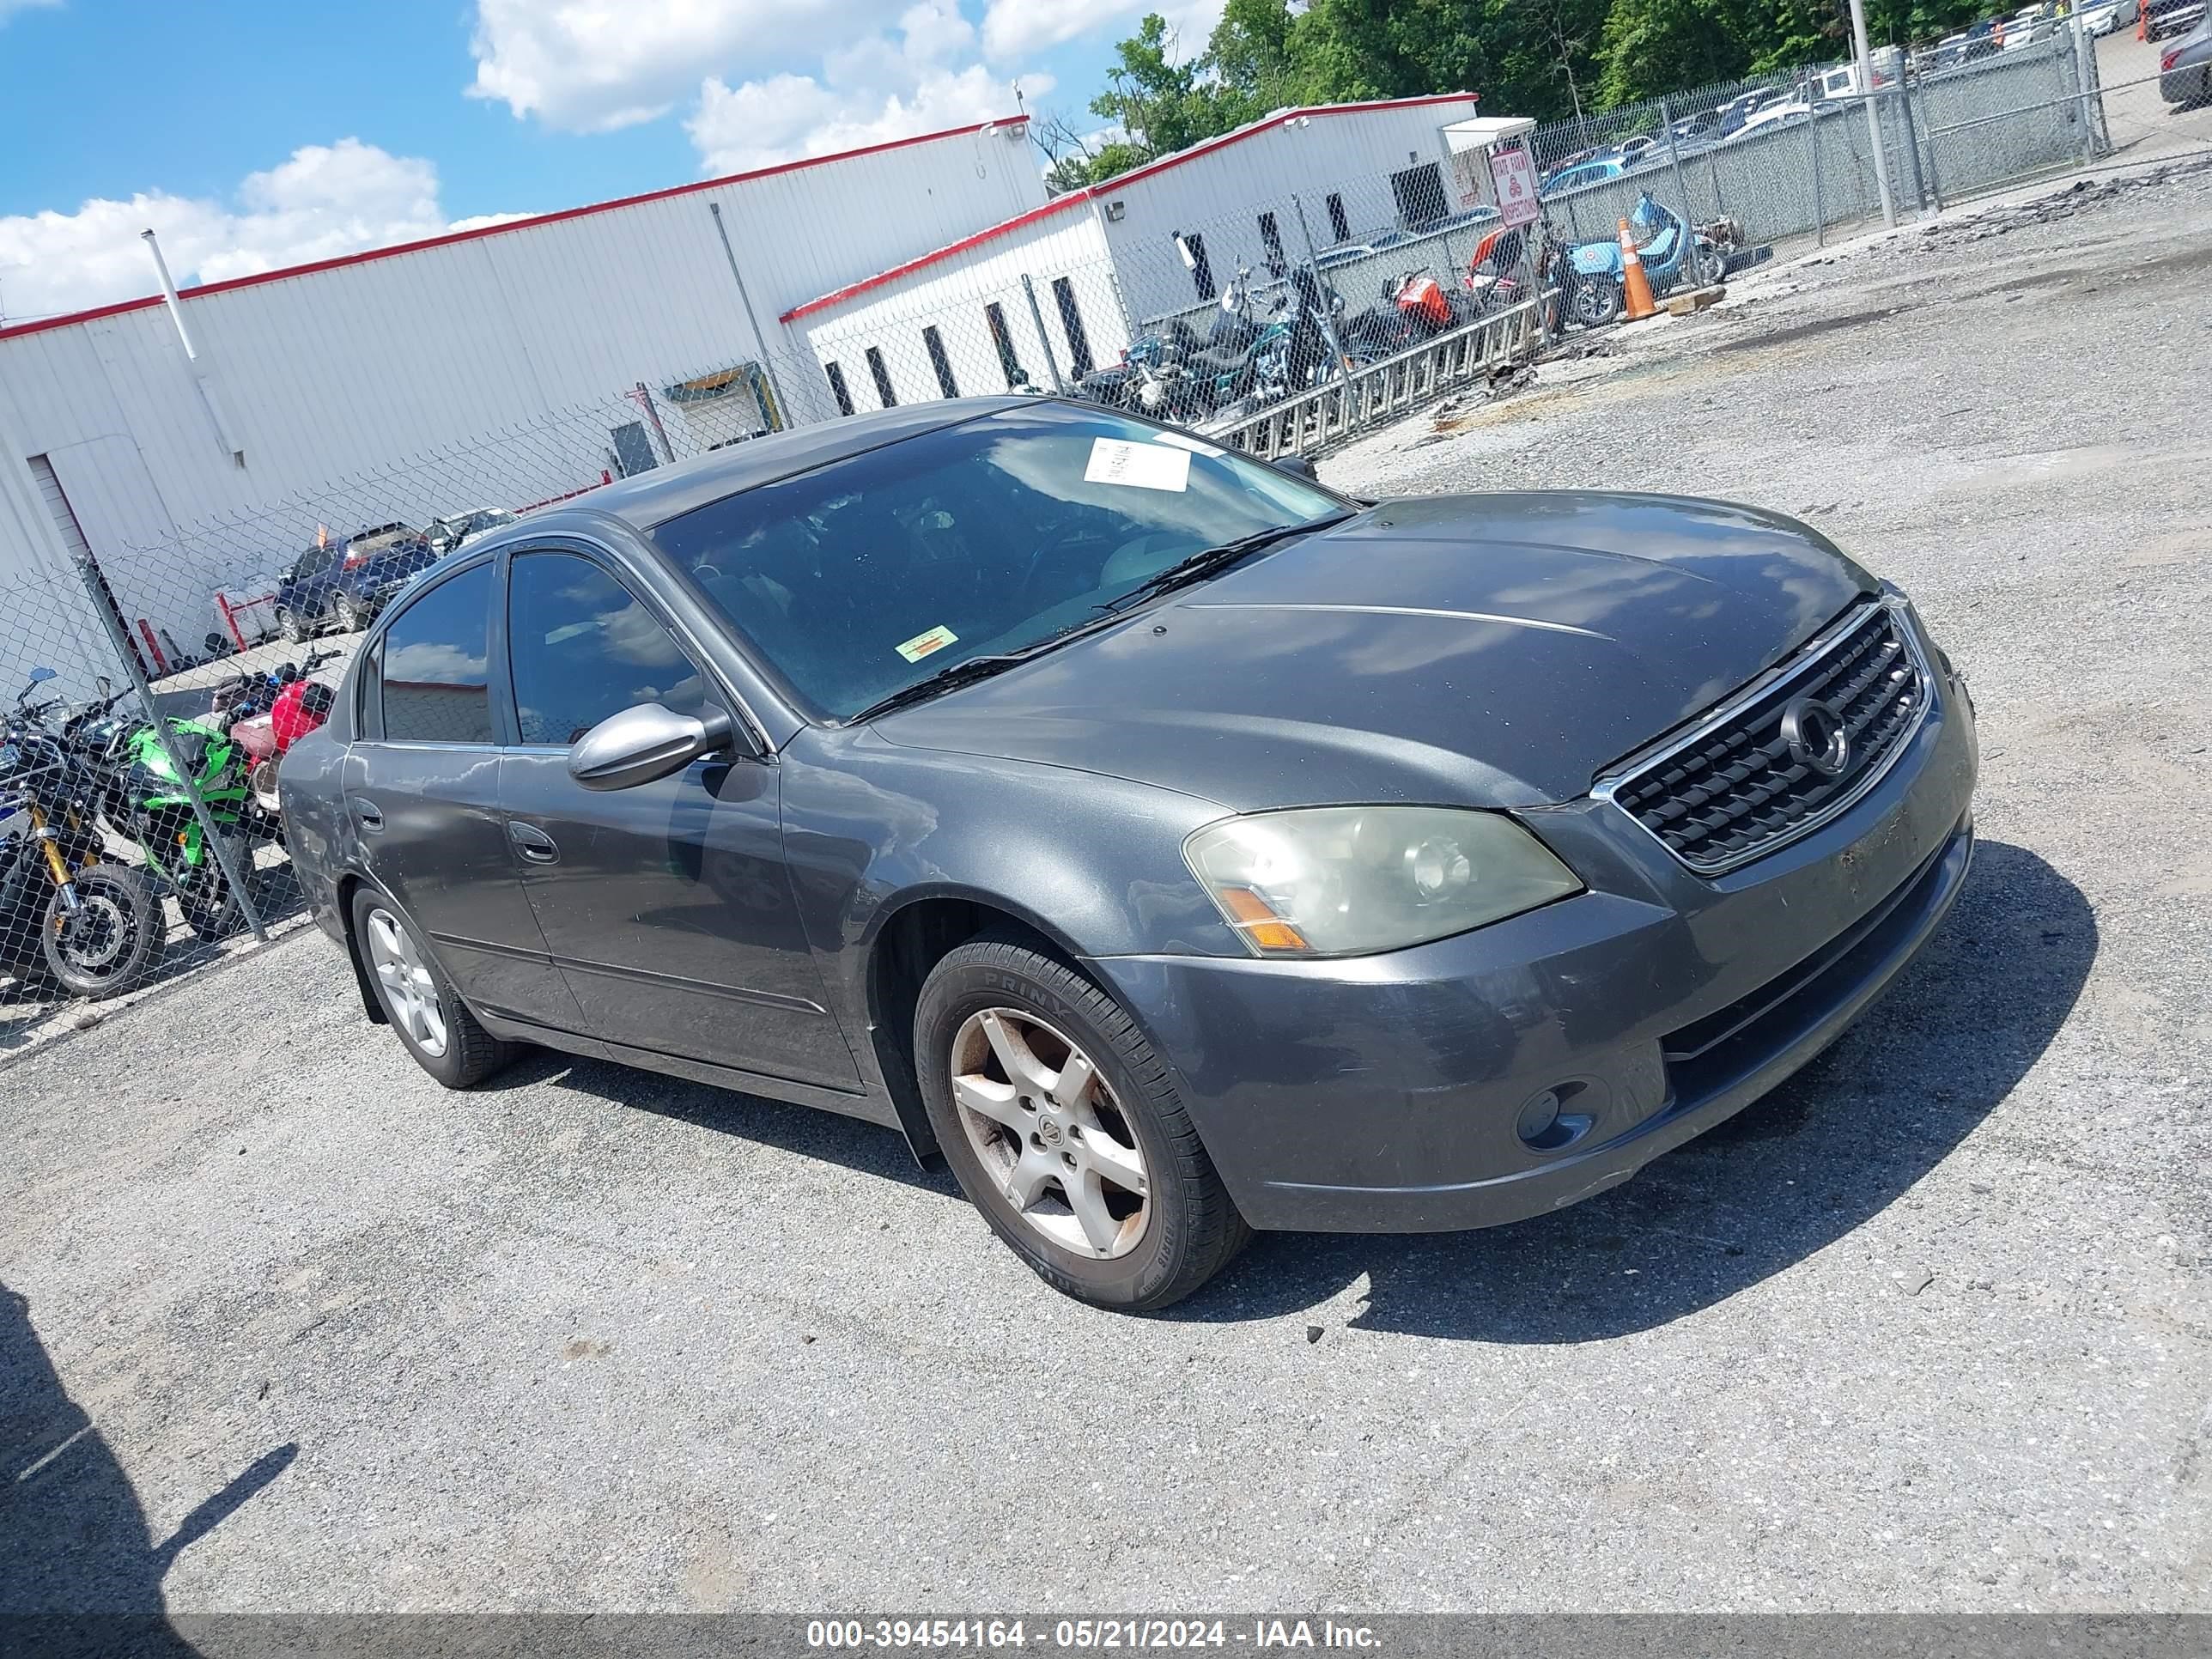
[872,491,1876,811]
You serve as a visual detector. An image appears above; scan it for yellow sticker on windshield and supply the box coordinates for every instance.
[895,624,959,664]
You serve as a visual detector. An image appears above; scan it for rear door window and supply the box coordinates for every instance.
[377,563,495,744]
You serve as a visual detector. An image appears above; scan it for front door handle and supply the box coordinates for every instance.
[507,821,560,864]
[353,799,384,832]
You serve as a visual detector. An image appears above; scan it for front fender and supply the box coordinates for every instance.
[779,729,1243,1025]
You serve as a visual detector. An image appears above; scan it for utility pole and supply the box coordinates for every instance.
[1846,0,1898,228]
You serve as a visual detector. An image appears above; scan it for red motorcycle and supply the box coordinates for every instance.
[212,648,338,834]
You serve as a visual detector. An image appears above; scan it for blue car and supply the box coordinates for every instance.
[1540,155,1629,198]
[274,523,439,641]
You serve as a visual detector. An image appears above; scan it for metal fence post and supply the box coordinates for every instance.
[1288,195,1355,394]
[1809,102,1828,246]
[1895,80,1929,213]
[66,554,268,943]
[1658,97,1699,227]
[1020,275,1066,393]
[2070,9,2098,164]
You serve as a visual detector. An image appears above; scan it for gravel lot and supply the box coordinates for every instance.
[3,149,2210,1622]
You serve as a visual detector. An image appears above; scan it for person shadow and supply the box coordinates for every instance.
[0,1285,296,1656]
[1166,838,2094,1337]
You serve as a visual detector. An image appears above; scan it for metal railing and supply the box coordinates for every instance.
[1205,291,1548,460]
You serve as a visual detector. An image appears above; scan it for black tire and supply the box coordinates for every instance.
[276,606,308,645]
[349,885,514,1088]
[40,864,160,1000]
[179,844,249,943]
[1571,275,1623,328]
[333,592,365,633]
[914,933,1249,1311]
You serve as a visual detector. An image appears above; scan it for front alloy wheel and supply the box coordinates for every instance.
[951,1008,1151,1259]
[915,933,1249,1310]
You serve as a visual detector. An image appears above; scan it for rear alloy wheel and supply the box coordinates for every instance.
[915,934,1249,1310]
[276,606,307,645]
[351,886,513,1088]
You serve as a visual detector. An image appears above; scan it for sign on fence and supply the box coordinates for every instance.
[1491,149,1540,228]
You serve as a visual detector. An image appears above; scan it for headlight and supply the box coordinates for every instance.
[1183,805,1582,958]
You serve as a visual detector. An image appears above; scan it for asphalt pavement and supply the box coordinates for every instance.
[3,154,2209,1619]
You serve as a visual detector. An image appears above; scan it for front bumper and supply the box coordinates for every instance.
[1091,641,1978,1233]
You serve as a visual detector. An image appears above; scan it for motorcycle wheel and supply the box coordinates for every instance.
[1571,276,1623,329]
[179,844,250,942]
[1694,245,1729,288]
[41,864,160,1000]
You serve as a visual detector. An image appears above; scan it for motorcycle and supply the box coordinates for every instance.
[0,668,161,1000]
[210,647,340,833]
[1559,192,1729,328]
[64,687,255,943]
[1078,319,1205,421]
[1343,266,1479,362]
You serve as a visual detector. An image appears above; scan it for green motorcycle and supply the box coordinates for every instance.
[68,699,253,943]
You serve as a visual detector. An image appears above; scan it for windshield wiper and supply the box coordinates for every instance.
[846,653,1038,723]
[1103,513,1356,612]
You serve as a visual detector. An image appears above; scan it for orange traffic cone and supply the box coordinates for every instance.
[1618,218,1659,321]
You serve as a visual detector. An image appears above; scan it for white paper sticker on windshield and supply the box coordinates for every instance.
[895,624,959,664]
[1085,437,1191,492]
[1152,431,1225,459]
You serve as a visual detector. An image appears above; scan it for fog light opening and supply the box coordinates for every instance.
[1517,1080,1594,1153]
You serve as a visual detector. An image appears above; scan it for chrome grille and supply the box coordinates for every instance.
[1600,599,1930,874]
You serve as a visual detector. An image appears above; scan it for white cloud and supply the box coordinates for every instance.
[684,5,1044,175]
[980,0,1224,64]
[0,0,62,24]
[466,0,911,132]
[0,140,512,324]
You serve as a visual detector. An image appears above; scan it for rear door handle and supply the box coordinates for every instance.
[507,821,560,864]
[353,799,384,832]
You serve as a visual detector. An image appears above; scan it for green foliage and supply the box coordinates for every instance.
[1055,0,2007,185]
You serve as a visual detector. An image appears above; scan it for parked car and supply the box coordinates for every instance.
[427,507,520,556]
[281,398,1978,1311]
[1723,100,1813,143]
[2077,0,2129,33]
[2147,0,2208,40]
[273,523,437,641]
[1540,156,1629,196]
[1314,228,1414,270]
[2160,14,2212,101]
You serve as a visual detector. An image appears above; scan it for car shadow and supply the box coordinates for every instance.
[0,1284,296,1646]
[1170,838,2094,1340]
[486,1048,963,1200]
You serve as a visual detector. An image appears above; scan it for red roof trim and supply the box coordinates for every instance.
[780,193,1091,323]
[778,92,1480,324]
[0,116,1030,344]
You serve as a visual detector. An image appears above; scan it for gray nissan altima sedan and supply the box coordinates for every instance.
[281,397,1978,1310]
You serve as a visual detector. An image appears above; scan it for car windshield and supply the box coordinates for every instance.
[649,404,1349,721]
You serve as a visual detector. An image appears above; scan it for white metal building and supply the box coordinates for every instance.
[0,118,1043,656]
[0,94,1510,672]
[782,94,1491,407]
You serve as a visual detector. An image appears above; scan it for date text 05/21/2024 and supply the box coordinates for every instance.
[805,1619,1384,1650]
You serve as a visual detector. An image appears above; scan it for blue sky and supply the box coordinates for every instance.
[0,0,1211,324]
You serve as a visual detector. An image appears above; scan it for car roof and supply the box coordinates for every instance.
[568,398,1031,531]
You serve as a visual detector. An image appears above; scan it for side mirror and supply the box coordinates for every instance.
[96,676,113,700]
[27,666,57,684]
[568,702,735,791]
[1272,453,1319,483]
